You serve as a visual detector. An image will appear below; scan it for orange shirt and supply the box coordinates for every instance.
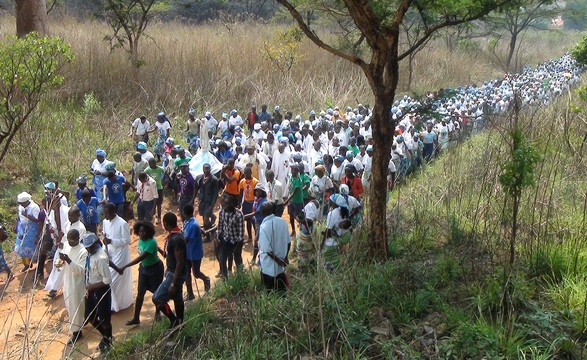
[239,177,259,203]
[224,168,241,195]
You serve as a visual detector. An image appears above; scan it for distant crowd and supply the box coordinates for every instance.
[0,53,582,354]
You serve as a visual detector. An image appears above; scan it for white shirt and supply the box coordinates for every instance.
[141,151,155,161]
[263,141,277,159]
[138,176,159,202]
[91,159,112,175]
[330,164,344,182]
[229,115,243,128]
[309,148,324,168]
[324,208,349,247]
[267,179,285,205]
[258,215,289,277]
[311,175,333,197]
[206,117,218,133]
[19,201,40,224]
[155,121,171,133]
[303,200,321,222]
[86,247,112,286]
[132,118,150,136]
[218,120,229,133]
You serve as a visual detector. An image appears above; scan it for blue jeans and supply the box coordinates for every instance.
[137,200,155,222]
[152,271,185,325]
[153,271,184,304]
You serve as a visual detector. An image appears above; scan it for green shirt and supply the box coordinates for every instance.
[138,237,159,267]
[300,173,311,199]
[145,166,165,190]
[289,175,308,204]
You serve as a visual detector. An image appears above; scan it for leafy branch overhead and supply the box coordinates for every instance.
[0,33,74,163]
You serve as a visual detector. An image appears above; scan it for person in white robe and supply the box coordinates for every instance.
[361,146,373,191]
[102,203,133,312]
[59,228,87,345]
[271,140,291,197]
[44,201,70,298]
[237,140,268,186]
[189,117,224,177]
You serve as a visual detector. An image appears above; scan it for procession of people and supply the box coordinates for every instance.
[0,53,582,354]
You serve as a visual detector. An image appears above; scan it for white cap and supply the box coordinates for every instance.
[17,192,32,203]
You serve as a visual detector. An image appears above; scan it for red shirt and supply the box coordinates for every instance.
[341,176,364,198]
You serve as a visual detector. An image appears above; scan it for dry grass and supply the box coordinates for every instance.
[0,16,577,119]
[0,15,577,186]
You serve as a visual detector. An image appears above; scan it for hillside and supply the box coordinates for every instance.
[105,93,587,359]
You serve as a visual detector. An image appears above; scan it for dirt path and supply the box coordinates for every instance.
[0,198,291,359]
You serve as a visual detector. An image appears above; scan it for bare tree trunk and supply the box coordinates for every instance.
[15,0,49,37]
[505,32,517,73]
[407,53,415,92]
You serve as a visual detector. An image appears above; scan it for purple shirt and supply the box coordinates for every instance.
[178,172,196,199]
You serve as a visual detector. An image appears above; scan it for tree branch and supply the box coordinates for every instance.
[274,0,368,68]
[398,0,516,61]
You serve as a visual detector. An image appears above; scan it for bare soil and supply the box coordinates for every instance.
[0,198,290,359]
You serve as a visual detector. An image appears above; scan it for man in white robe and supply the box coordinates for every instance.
[237,140,268,186]
[102,203,133,312]
[44,201,70,299]
[59,227,87,345]
[271,140,291,197]
[361,146,373,191]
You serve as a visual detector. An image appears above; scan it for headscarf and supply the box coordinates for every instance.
[330,193,348,209]
[339,184,350,195]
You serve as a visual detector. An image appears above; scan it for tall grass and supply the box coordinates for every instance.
[0,15,584,360]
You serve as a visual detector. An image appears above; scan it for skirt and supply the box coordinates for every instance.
[15,221,39,259]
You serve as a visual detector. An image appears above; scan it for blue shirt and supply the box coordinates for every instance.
[215,149,233,164]
[258,110,272,123]
[76,187,97,201]
[77,197,99,225]
[422,131,436,144]
[253,197,268,222]
[103,175,126,204]
[183,217,203,261]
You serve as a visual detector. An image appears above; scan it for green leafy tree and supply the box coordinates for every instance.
[275,0,518,260]
[498,102,542,269]
[571,34,587,66]
[483,0,561,73]
[263,26,305,75]
[0,33,74,163]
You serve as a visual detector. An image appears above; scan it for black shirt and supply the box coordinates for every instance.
[166,231,188,276]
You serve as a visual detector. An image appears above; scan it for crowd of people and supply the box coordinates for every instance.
[0,53,582,354]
